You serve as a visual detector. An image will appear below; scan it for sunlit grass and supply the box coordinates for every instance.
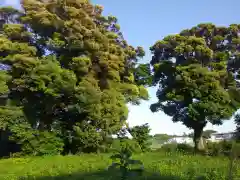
[0,152,239,180]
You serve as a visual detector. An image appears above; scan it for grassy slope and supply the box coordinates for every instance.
[0,152,239,180]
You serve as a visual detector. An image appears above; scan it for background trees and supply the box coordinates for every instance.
[0,0,150,156]
[1,1,239,157]
[150,23,240,151]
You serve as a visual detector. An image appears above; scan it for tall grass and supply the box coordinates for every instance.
[0,152,239,180]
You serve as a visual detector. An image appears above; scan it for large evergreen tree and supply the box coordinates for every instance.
[0,0,150,155]
[150,23,240,151]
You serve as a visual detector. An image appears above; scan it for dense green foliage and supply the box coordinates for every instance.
[0,153,239,180]
[159,143,194,154]
[158,140,240,158]
[0,0,150,156]
[102,138,142,154]
[150,23,240,151]
[128,123,151,152]
[206,140,240,157]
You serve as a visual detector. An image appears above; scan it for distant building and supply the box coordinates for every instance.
[151,131,238,150]
[165,136,194,146]
[208,132,236,142]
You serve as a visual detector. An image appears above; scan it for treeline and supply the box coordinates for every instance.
[0,0,240,158]
[0,0,151,157]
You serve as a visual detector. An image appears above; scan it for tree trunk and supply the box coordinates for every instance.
[193,124,206,152]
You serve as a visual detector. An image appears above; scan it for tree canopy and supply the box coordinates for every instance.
[0,0,150,156]
[150,23,240,150]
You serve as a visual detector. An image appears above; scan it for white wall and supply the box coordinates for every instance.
[208,132,235,142]
[166,137,194,146]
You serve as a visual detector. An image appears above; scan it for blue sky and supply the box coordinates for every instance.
[2,0,240,135]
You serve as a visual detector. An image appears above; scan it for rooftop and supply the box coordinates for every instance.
[211,132,236,135]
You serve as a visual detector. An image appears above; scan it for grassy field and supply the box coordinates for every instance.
[0,152,239,180]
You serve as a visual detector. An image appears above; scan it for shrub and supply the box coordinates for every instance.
[160,143,177,153]
[108,146,144,179]
[206,140,240,157]
[0,106,64,157]
[205,142,221,156]
[160,143,194,154]
[108,139,142,153]
[10,130,64,157]
[128,123,151,152]
[176,143,194,153]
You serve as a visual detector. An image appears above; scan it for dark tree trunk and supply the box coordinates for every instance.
[193,122,207,152]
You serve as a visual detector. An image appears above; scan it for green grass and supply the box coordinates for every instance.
[0,152,239,180]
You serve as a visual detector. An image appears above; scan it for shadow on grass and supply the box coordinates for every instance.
[20,170,183,180]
